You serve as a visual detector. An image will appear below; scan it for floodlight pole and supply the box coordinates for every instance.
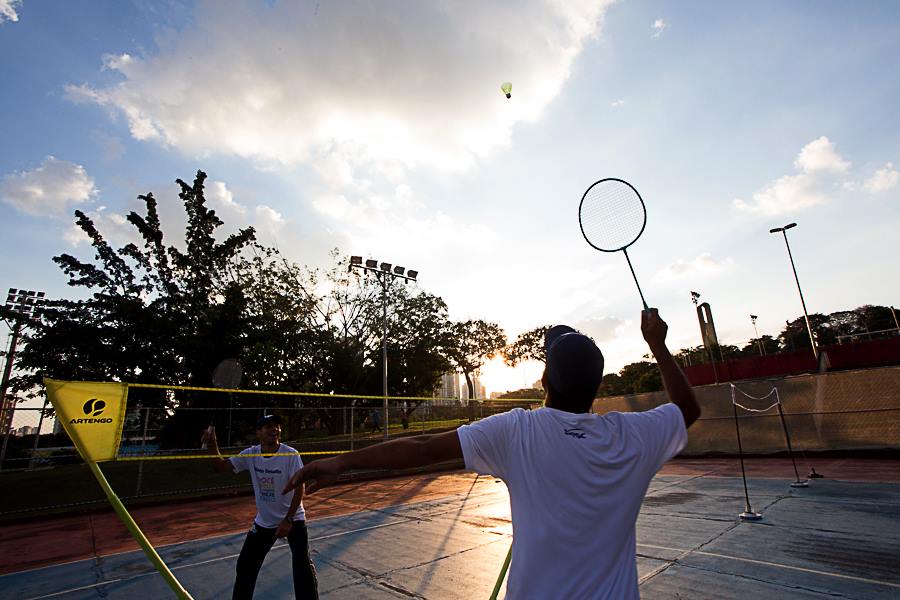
[750,315,764,356]
[381,277,388,441]
[0,288,46,471]
[0,319,23,470]
[348,257,418,441]
[770,224,818,360]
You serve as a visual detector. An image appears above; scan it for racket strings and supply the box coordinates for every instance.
[579,181,646,251]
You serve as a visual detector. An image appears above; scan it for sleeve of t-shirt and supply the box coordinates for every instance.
[622,403,688,472]
[229,447,252,474]
[456,409,521,479]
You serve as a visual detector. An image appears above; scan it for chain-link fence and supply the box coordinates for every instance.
[2,365,898,518]
[0,394,538,518]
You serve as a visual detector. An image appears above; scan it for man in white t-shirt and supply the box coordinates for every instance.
[205,414,318,599]
[283,309,699,599]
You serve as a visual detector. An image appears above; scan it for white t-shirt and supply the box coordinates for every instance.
[457,403,687,600]
[230,444,306,528]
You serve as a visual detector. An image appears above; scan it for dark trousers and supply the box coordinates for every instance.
[233,521,318,600]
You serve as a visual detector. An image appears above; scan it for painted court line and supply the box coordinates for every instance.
[636,542,900,590]
[22,498,491,600]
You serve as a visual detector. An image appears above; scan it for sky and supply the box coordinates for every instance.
[2,0,899,398]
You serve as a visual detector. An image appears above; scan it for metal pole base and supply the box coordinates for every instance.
[739,511,763,521]
[790,480,809,488]
[808,468,824,479]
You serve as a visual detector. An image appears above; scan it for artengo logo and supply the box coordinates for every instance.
[69,398,113,424]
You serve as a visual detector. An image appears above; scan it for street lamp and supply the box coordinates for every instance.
[348,256,418,440]
[1,288,46,470]
[769,223,817,360]
[750,315,764,356]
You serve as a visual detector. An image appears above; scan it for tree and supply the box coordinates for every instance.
[502,325,551,366]
[14,171,256,400]
[740,335,780,356]
[447,320,507,404]
[597,361,662,397]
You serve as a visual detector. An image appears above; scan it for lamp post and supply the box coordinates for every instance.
[769,223,817,360]
[750,315,764,356]
[1,288,46,470]
[348,256,418,441]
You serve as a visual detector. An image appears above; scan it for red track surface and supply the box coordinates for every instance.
[2,457,898,576]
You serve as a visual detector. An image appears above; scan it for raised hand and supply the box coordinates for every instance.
[641,308,668,351]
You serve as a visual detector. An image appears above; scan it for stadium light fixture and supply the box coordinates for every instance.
[380,262,392,272]
[393,266,405,276]
[365,259,378,269]
[407,270,418,281]
[770,223,817,360]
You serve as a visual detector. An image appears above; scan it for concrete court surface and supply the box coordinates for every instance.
[2,465,899,599]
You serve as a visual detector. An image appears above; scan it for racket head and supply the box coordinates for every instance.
[212,358,243,389]
[578,178,647,252]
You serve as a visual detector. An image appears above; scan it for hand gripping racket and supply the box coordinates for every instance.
[578,178,649,309]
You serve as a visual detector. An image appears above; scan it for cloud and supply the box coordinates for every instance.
[655,252,733,281]
[734,136,850,216]
[66,1,614,174]
[864,162,899,193]
[651,18,668,38]
[254,204,286,240]
[207,180,247,218]
[63,205,136,247]
[733,173,825,216]
[572,316,625,343]
[793,136,850,174]
[1,156,97,217]
[0,0,20,23]
[610,99,625,107]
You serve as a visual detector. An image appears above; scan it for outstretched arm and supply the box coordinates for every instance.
[282,430,462,494]
[642,308,701,428]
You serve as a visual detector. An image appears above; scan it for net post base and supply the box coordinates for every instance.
[739,511,763,521]
[790,480,809,488]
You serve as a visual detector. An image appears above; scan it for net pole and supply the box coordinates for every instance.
[621,247,649,310]
[731,386,760,520]
[775,392,806,487]
[489,544,512,600]
[733,399,752,512]
[86,460,193,599]
[136,407,150,497]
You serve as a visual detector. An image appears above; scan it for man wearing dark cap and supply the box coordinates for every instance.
[204,414,318,599]
[283,309,699,599]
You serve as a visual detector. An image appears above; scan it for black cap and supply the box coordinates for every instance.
[255,414,282,429]
[544,325,605,396]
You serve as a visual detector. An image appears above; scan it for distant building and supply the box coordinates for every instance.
[435,372,461,400]
[461,375,486,401]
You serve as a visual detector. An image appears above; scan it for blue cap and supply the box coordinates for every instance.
[544,325,605,396]
[255,414,282,429]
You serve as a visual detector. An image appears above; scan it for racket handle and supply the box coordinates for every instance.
[622,247,649,310]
